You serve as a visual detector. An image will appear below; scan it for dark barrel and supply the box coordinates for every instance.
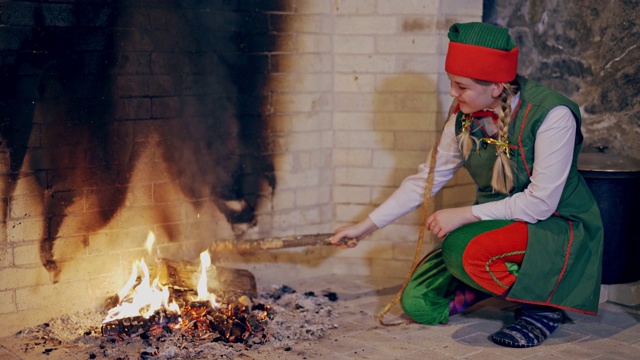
[578,152,640,284]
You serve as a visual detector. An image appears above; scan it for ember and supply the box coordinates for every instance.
[180,301,273,343]
[101,299,274,344]
[101,310,181,338]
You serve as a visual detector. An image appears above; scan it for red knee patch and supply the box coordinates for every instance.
[462,222,528,295]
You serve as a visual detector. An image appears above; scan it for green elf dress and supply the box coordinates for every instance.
[401,76,604,325]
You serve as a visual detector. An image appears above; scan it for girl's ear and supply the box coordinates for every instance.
[491,83,504,98]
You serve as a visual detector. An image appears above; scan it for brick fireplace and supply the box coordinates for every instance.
[0,0,482,336]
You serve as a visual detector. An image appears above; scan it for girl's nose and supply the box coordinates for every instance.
[449,87,459,97]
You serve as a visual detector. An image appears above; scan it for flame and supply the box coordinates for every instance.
[103,232,180,324]
[196,250,218,307]
[145,231,155,252]
[103,258,180,323]
[103,232,221,326]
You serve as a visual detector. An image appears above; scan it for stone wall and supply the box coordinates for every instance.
[484,0,640,158]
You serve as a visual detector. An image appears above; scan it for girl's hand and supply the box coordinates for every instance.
[331,218,379,248]
[426,206,480,239]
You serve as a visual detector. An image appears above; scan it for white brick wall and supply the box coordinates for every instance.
[329,0,480,275]
[229,0,482,280]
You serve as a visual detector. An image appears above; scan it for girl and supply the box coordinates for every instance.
[331,22,603,348]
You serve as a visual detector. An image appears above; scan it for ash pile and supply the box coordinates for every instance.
[10,285,339,360]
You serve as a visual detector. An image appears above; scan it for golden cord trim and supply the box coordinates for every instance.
[485,250,526,289]
[461,113,472,133]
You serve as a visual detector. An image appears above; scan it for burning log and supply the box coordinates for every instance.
[157,261,257,299]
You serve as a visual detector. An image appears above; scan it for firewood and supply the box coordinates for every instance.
[157,260,257,299]
[208,233,357,253]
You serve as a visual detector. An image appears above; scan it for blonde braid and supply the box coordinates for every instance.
[491,82,519,194]
[456,113,480,160]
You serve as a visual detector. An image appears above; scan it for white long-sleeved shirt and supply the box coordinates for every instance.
[368,95,577,228]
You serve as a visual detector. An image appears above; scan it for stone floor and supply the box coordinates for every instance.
[249,274,640,360]
[1,274,639,359]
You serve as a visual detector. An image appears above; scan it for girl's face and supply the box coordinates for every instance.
[448,74,502,114]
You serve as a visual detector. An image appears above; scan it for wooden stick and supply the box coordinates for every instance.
[208,233,356,253]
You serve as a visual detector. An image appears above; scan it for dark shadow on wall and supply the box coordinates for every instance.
[0,0,281,282]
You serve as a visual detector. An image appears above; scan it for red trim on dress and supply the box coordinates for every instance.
[547,220,574,302]
[504,297,598,316]
[518,103,533,177]
[474,118,492,138]
[505,220,592,315]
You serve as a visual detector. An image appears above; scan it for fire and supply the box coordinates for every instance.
[103,231,205,324]
[101,232,274,343]
[196,250,219,308]
[103,258,180,323]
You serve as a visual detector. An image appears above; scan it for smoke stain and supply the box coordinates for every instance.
[0,1,281,281]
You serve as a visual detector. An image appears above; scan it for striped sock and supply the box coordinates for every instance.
[491,306,564,348]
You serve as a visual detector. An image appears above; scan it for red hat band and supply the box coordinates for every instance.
[445,41,519,83]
